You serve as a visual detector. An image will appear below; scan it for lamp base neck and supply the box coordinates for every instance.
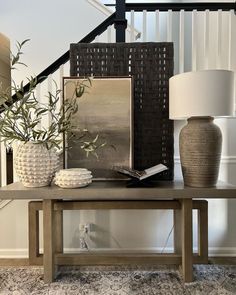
[187,116,214,123]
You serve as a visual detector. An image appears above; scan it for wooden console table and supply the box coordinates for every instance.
[0,181,236,284]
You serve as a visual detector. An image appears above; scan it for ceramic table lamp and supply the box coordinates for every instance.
[169,70,234,187]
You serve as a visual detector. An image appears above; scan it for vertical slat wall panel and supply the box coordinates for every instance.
[0,142,7,186]
[59,65,64,102]
[216,9,222,69]
[112,25,116,43]
[179,10,185,73]
[228,10,233,70]
[142,10,147,42]
[95,36,100,42]
[47,74,53,126]
[130,8,234,76]
[63,62,68,169]
[107,26,112,43]
[59,65,64,118]
[155,10,160,41]
[192,10,197,71]
[47,73,52,93]
[227,10,236,112]
[167,10,173,42]
[130,10,135,42]
[204,10,210,69]
[59,65,65,154]
[36,84,42,128]
[12,142,19,182]
[63,60,70,77]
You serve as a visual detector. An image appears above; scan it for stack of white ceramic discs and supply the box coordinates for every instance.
[54,168,92,188]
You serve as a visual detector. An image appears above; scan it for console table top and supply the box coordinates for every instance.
[0,180,236,200]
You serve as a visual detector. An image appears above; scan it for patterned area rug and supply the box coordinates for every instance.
[0,265,236,295]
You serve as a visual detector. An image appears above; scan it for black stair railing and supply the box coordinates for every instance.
[125,2,236,12]
[105,1,236,11]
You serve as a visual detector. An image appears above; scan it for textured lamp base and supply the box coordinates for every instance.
[180,117,222,187]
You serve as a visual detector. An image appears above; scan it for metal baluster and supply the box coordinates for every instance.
[130,10,135,42]
[143,10,147,42]
[216,9,222,69]
[167,10,173,42]
[192,10,197,71]
[228,10,233,70]
[155,10,160,41]
[179,10,185,73]
[204,10,210,69]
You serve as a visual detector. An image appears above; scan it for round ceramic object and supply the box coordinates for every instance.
[55,175,92,181]
[14,142,60,187]
[55,178,92,189]
[55,169,92,180]
[56,168,91,176]
[54,168,93,188]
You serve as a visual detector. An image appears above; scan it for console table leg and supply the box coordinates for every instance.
[54,209,63,253]
[174,208,182,254]
[43,199,55,283]
[198,200,208,263]
[181,199,193,283]
[28,201,40,265]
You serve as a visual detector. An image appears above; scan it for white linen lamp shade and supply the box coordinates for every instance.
[169,70,235,187]
[169,70,234,119]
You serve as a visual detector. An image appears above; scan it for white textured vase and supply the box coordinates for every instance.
[14,142,59,187]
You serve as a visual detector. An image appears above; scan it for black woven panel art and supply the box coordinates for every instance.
[70,42,174,180]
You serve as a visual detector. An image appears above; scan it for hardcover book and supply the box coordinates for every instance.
[113,164,168,181]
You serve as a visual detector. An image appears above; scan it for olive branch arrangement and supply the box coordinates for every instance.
[0,40,105,157]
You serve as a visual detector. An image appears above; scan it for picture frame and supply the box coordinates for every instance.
[63,76,133,180]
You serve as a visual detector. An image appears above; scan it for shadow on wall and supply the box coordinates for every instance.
[210,118,236,252]
[225,119,236,250]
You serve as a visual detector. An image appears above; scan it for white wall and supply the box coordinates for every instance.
[0,0,236,257]
[0,0,108,84]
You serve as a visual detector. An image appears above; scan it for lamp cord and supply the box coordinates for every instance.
[161,224,174,254]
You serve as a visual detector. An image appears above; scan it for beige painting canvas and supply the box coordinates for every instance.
[64,77,133,179]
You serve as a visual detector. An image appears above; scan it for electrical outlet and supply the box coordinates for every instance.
[79,223,94,233]
[79,237,88,249]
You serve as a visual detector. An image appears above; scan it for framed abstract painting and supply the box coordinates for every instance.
[63,77,133,179]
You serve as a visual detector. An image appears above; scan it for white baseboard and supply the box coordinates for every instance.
[0,248,28,258]
[206,247,236,256]
[1,247,236,259]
